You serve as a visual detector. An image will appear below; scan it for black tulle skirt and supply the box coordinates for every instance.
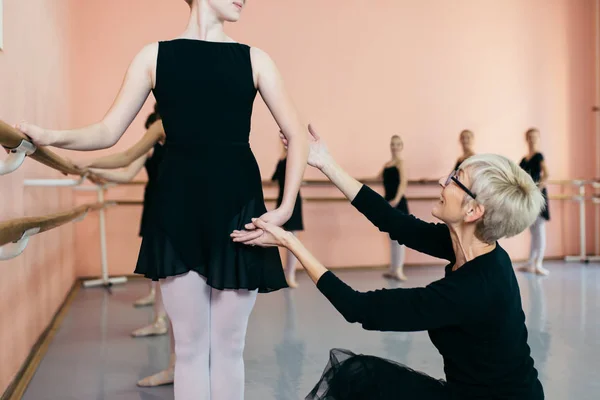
[306,349,449,400]
[134,142,288,293]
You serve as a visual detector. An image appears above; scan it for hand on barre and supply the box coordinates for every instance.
[15,121,55,146]
[86,171,109,185]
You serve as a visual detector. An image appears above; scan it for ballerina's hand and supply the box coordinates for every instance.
[279,123,332,170]
[231,218,292,248]
[232,208,291,243]
[15,121,54,146]
[86,171,107,185]
[73,159,93,171]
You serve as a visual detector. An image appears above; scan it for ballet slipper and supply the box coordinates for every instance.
[133,290,156,307]
[517,264,535,273]
[286,278,299,289]
[131,316,168,337]
[534,265,549,276]
[136,366,174,387]
[383,271,407,281]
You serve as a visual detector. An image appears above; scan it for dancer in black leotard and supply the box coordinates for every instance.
[272,142,304,287]
[379,135,409,281]
[517,128,550,276]
[84,111,175,388]
[16,1,309,398]
[454,129,475,171]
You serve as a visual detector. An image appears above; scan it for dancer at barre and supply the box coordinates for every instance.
[271,141,304,288]
[518,128,550,276]
[83,111,175,388]
[85,106,164,309]
[15,0,309,398]
[233,125,545,400]
[377,135,409,281]
[135,105,162,308]
[454,129,475,170]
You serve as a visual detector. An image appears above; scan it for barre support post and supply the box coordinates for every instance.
[82,186,128,289]
[565,182,593,263]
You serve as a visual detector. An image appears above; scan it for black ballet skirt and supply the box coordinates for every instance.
[271,158,304,231]
[306,349,449,400]
[382,166,409,214]
[519,153,550,221]
[138,143,164,237]
[134,39,287,293]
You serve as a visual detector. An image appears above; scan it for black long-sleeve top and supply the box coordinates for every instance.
[316,185,544,399]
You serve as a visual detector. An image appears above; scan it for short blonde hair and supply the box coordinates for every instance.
[460,154,544,243]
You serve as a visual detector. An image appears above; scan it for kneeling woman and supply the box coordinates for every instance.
[232,126,545,400]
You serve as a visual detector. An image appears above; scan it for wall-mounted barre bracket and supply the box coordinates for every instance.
[0,140,36,176]
[0,227,41,261]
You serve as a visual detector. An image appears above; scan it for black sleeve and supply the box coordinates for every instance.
[351,185,454,261]
[316,271,483,332]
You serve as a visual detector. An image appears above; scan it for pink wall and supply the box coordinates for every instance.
[0,0,595,395]
[0,0,76,393]
[64,0,598,277]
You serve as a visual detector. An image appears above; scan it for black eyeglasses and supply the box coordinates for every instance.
[445,169,477,199]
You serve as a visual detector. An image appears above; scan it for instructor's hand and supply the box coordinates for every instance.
[231,218,293,248]
[232,207,291,243]
[280,124,332,170]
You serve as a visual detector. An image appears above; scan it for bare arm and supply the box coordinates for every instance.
[18,44,158,151]
[89,155,148,183]
[320,159,364,202]
[83,120,164,169]
[252,48,308,214]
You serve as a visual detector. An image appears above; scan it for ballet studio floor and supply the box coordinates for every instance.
[21,262,600,400]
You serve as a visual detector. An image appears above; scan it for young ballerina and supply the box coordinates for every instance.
[454,129,475,170]
[233,125,545,400]
[378,135,409,281]
[133,105,161,308]
[16,1,309,398]
[518,128,550,276]
[83,113,175,387]
[271,141,304,288]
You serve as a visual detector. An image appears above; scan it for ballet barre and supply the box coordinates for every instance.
[0,120,85,176]
[115,196,444,206]
[18,176,123,289]
[24,176,87,187]
[0,203,104,261]
[120,178,572,188]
